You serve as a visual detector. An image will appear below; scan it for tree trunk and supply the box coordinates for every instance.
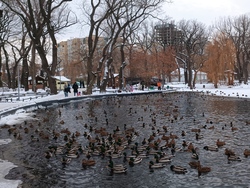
[243,61,248,84]
[86,56,95,95]
[36,44,57,94]
[30,44,36,92]
[192,71,198,88]
[119,66,123,90]
[0,47,2,87]
[22,55,29,91]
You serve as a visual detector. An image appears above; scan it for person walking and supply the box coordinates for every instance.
[157,81,161,90]
[72,82,79,96]
[64,84,71,97]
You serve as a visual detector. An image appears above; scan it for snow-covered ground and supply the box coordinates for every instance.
[0,83,250,188]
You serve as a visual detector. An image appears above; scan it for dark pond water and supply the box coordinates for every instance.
[1,92,250,188]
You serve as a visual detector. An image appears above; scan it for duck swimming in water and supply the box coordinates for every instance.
[203,146,218,152]
[197,164,211,176]
[82,159,96,167]
[170,165,187,174]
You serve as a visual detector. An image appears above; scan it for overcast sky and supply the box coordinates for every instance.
[164,0,250,25]
[57,0,250,41]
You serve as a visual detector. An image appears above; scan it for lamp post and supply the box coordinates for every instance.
[17,65,20,101]
[58,58,62,91]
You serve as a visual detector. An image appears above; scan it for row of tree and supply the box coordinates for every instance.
[0,0,250,94]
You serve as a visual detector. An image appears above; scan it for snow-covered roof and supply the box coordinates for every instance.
[52,76,71,82]
[171,68,207,75]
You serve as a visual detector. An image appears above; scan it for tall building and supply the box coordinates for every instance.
[57,36,120,85]
[154,22,182,47]
[57,38,84,83]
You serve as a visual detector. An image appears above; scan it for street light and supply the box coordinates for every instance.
[57,57,62,91]
[17,65,20,101]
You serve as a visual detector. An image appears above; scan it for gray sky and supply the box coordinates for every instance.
[57,0,250,41]
[164,0,250,25]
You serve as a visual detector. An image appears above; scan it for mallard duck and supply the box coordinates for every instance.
[30,135,39,142]
[197,165,211,176]
[133,157,142,164]
[170,165,187,174]
[107,164,127,174]
[61,157,71,165]
[189,160,200,169]
[82,159,96,167]
[244,149,250,158]
[227,154,241,162]
[67,152,79,158]
[149,161,165,169]
[196,133,203,140]
[158,156,172,163]
[181,130,186,137]
[191,128,200,133]
[75,131,81,137]
[224,148,235,156]
[216,139,225,147]
[187,143,194,152]
[203,146,218,152]
[24,127,29,133]
[191,153,199,160]
[45,151,53,159]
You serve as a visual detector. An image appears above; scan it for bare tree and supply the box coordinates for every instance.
[177,19,208,88]
[215,14,250,84]
[0,8,14,87]
[81,0,166,94]
[2,0,77,94]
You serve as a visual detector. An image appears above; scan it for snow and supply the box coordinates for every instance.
[0,82,250,187]
[0,158,22,188]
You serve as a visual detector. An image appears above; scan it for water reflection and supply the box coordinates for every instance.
[1,92,250,188]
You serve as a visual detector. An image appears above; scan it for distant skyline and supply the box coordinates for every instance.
[56,0,250,41]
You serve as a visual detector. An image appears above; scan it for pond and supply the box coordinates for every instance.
[1,92,250,188]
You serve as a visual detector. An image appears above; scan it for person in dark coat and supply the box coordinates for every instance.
[64,84,71,97]
[72,82,79,96]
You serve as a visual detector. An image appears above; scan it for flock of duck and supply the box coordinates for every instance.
[2,92,250,180]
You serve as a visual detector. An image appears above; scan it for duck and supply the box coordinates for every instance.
[191,128,200,133]
[197,164,211,176]
[132,157,142,164]
[195,133,203,140]
[187,143,194,152]
[75,131,81,137]
[82,159,96,167]
[189,160,200,169]
[191,153,199,160]
[149,161,165,169]
[24,127,29,133]
[158,156,172,163]
[67,151,80,158]
[227,154,241,162]
[203,146,218,152]
[224,148,235,156]
[107,164,127,174]
[181,130,186,137]
[30,135,39,142]
[61,157,71,165]
[216,139,225,147]
[170,165,187,174]
[45,151,53,159]
[243,149,250,158]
